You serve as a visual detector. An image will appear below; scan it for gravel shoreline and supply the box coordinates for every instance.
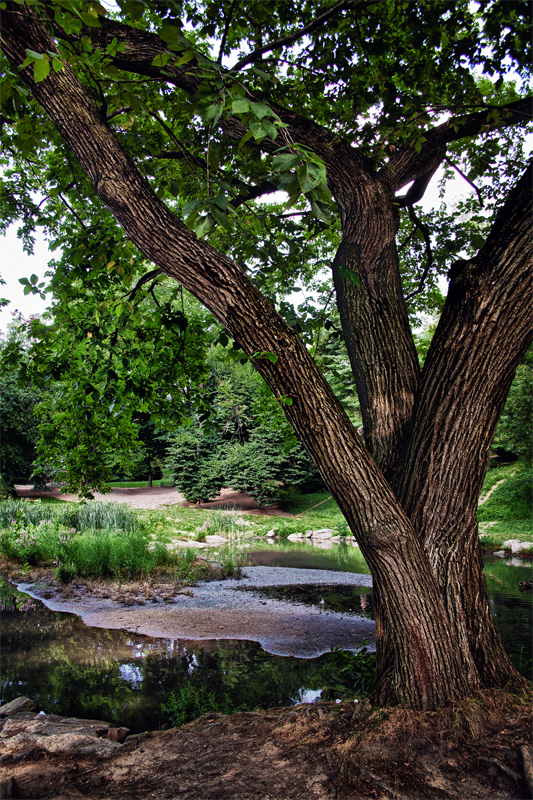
[16,565,375,658]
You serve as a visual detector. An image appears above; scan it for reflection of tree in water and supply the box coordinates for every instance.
[1,580,340,731]
[483,557,533,676]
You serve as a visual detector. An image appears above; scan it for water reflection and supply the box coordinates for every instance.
[244,543,532,678]
[0,580,341,732]
[1,547,530,732]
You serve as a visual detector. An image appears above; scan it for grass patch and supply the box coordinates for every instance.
[162,684,249,727]
[0,499,235,584]
[478,462,532,548]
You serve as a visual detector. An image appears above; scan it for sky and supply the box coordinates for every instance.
[0,225,52,332]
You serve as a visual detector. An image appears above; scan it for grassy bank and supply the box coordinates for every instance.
[0,499,240,586]
[477,462,532,549]
[1,461,530,584]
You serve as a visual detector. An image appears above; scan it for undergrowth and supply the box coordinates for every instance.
[0,499,219,583]
[162,684,250,727]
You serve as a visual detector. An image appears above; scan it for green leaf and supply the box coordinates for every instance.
[231,98,250,114]
[272,153,303,172]
[250,102,270,120]
[152,53,170,68]
[34,55,50,83]
[79,11,102,27]
[335,265,360,286]
[204,102,223,125]
[195,214,215,238]
[159,22,183,45]
[25,49,46,61]
[119,0,146,21]
[252,351,278,363]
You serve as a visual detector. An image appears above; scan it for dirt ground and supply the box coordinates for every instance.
[1,695,532,800]
[15,485,292,515]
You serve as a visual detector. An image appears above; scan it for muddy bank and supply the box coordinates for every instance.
[14,566,374,658]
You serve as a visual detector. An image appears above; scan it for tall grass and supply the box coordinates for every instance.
[0,499,139,532]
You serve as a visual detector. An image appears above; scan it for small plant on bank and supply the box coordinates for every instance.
[55,561,77,585]
[320,641,377,699]
[162,684,249,727]
[336,520,351,541]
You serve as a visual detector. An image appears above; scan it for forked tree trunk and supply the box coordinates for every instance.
[2,2,531,711]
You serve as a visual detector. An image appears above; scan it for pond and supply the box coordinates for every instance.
[241,539,532,673]
[0,578,362,733]
[1,541,531,732]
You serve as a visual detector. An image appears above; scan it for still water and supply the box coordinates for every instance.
[1,541,531,732]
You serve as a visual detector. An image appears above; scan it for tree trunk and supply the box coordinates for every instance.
[330,160,420,481]
[2,2,531,710]
[394,166,533,688]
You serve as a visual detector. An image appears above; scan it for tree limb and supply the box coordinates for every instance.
[388,98,532,193]
[230,0,364,72]
[403,206,434,301]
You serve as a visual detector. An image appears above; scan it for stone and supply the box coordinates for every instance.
[307,529,334,540]
[493,550,506,558]
[169,539,209,549]
[0,697,37,717]
[502,539,533,555]
[287,533,303,541]
[0,714,121,759]
[205,535,227,545]
[266,529,276,537]
[107,726,130,743]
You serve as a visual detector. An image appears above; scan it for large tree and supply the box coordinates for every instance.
[1,0,531,710]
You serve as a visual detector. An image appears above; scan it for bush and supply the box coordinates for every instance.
[162,684,248,727]
[320,642,377,698]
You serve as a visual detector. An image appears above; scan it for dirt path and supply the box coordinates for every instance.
[15,485,292,515]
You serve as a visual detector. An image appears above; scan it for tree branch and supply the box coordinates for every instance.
[444,157,484,206]
[388,98,533,193]
[230,0,363,72]
[403,206,433,301]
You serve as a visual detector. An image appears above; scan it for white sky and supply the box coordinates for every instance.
[0,226,52,332]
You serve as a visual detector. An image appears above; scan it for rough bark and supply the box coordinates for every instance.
[1,2,531,710]
[394,166,533,687]
[329,159,420,479]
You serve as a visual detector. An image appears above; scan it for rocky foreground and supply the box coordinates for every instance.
[1,693,532,800]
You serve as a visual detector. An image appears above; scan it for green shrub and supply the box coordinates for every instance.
[55,562,77,584]
[320,642,376,698]
[162,684,248,727]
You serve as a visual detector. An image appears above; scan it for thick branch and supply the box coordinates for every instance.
[397,162,533,552]
[388,98,532,192]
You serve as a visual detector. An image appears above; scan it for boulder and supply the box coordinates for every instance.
[0,713,122,759]
[205,535,227,545]
[502,539,533,555]
[266,529,276,538]
[169,539,209,549]
[0,698,36,717]
[287,533,303,541]
[307,529,334,540]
